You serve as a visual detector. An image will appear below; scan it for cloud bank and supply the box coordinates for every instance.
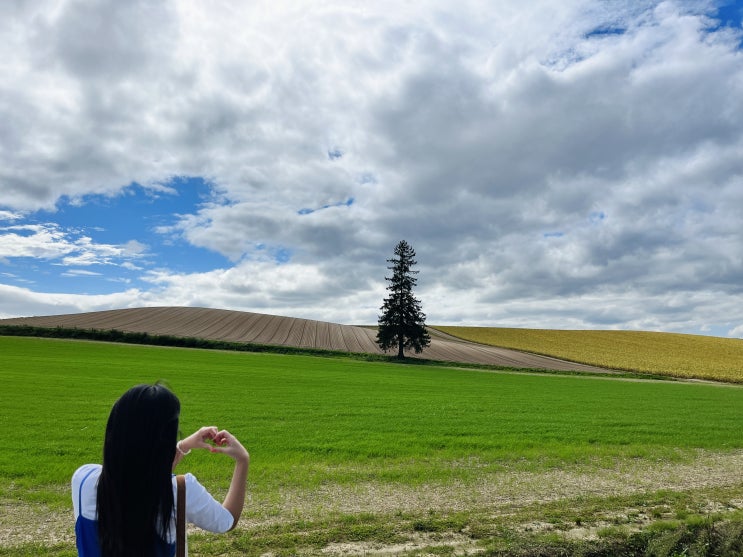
[1,1,743,336]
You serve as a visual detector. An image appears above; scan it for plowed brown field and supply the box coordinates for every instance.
[0,306,608,372]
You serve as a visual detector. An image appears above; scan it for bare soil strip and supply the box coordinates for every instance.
[0,307,607,372]
[4,450,743,549]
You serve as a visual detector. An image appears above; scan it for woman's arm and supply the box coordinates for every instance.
[210,429,250,529]
[174,426,250,529]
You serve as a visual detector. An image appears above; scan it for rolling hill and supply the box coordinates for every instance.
[0,306,607,372]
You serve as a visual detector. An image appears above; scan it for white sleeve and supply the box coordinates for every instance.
[182,473,235,533]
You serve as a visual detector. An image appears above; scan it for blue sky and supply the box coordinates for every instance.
[3,178,231,294]
[1,0,743,336]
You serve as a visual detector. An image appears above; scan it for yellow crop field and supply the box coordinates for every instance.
[434,326,743,383]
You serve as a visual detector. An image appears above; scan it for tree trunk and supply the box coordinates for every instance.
[397,338,405,359]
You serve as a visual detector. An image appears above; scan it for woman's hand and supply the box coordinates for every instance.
[179,426,220,453]
[173,426,250,475]
[209,430,250,464]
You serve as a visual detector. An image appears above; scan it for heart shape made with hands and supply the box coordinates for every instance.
[197,429,231,449]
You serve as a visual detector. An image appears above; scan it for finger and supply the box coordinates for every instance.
[214,430,232,445]
[212,436,229,447]
[194,429,220,448]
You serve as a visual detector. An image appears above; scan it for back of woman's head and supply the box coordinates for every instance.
[97,383,181,557]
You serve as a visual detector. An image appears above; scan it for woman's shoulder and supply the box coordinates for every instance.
[71,464,101,519]
[172,471,198,483]
[72,463,101,485]
[173,472,204,492]
[172,472,216,505]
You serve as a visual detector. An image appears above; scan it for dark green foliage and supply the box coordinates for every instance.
[377,240,431,358]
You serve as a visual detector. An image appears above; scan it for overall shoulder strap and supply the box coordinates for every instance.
[176,474,186,557]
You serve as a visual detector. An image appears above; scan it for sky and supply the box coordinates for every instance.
[1,0,743,337]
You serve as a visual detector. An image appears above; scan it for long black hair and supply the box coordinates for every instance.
[97,383,181,557]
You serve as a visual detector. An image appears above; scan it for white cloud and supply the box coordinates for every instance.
[0,210,23,222]
[139,258,381,324]
[61,269,102,277]
[0,223,147,267]
[0,283,144,319]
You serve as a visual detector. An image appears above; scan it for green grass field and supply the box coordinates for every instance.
[4,335,743,555]
[435,326,743,382]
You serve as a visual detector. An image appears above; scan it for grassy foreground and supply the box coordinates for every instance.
[436,326,743,382]
[3,336,743,555]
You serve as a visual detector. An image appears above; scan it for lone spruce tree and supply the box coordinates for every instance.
[377,240,431,359]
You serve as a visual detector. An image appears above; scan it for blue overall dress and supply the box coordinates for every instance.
[74,466,175,557]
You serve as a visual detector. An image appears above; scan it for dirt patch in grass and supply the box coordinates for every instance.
[0,499,73,547]
[5,450,743,552]
[247,450,743,520]
[321,532,483,556]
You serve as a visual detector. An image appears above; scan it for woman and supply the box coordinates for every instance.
[71,383,250,556]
